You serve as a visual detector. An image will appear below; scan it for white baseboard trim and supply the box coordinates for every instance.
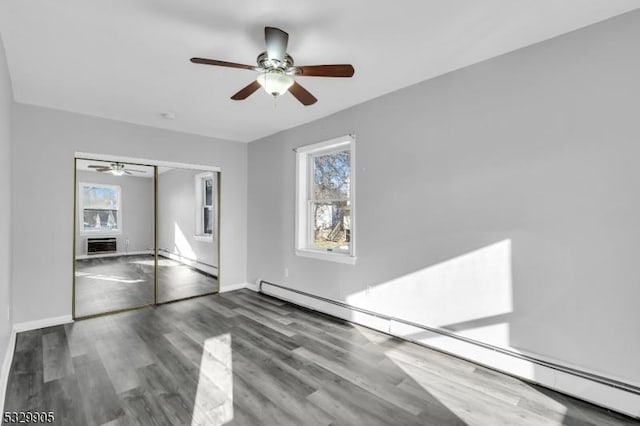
[220,282,249,293]
[0,328,17,417]
[246,281,260,292]
[75,250,152,260]
[13,315,74,333]
[158,250,218,277]
[258,281,640,419]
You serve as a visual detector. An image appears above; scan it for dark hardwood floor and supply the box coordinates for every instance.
[3,290,638,425]
[74,255,218,317]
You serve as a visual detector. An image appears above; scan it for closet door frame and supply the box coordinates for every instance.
[72,152,222,320]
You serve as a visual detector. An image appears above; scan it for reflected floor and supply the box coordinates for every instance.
[5,290,638,425]
[156,256,218,303]
[75,254,218,317]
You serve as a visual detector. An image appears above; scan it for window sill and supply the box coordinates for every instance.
[194,235,214,243]
[79,231,122,236]
[295,249,356,265]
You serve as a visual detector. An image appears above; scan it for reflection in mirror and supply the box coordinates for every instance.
[74,159,155,317]
[157,167,219,303]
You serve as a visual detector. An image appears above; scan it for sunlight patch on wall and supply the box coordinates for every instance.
[175,222,197,260]
[453,322,510,346]
[346,239,513,347]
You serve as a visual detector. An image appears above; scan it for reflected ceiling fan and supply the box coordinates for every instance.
[190,26,355,106]
[87,162,146,176]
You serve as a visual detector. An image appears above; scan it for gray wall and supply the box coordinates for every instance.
[158,168,217,268]
[248,10,640,385]
[11,104,247,323]
[75,171,153,256]
[0,35,13,372]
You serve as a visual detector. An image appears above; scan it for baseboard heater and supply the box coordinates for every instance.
[257,279,640,419]
[87,237,117,255]
[158,249,218,277]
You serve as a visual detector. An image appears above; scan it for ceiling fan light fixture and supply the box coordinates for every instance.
[256,70,294,97]
[111,163,125,176]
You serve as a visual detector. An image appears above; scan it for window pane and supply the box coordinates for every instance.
[312,150,350,201]
[204,207,213,235]
[204,178,213,206]
[83,209,118,232]
[82,185,119,209]
[312,201,350,251]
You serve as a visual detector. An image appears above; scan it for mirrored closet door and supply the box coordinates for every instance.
[157,167,219,303]
[74,159,156,318]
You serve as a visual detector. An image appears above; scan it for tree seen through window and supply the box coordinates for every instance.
[311,149,351,251]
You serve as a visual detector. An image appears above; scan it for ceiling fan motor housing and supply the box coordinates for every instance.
[257,52,295,72]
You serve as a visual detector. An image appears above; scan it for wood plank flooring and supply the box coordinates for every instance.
[75,255,218,317]
[4,290,639,425]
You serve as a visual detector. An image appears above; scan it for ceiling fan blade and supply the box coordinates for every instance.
[124,171,133,175]
[95,168,111,172]
[288,81,317,106]
[190,58,255,71]
[87,165,108,169]
[231,80,261,100]
[265,27,289,63]
[125,169,147,173]
[296,64,355,77]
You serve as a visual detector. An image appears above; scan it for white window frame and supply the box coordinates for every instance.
[194,171,215,242]
[78,182,122,236]
[295,134,356,265]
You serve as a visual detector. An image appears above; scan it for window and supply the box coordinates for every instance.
[296,135,355,264]
[79,183,121,235]
[195,172,215,241]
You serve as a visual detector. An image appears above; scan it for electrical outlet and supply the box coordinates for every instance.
[284,268,289,278]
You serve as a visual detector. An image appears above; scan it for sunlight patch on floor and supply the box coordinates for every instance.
[192,333,234,425]
[74,272,145,284]
[129,258,179,267]
[356,326,570,425]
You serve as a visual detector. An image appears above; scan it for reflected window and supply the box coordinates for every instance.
[195,172,215,239]
[204,177,213,235]
[79,183,121,234]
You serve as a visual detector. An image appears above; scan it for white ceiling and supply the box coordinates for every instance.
[1,1,637,142]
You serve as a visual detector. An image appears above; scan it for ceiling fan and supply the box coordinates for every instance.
[190,27,355,106]
[87,162,147,176]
